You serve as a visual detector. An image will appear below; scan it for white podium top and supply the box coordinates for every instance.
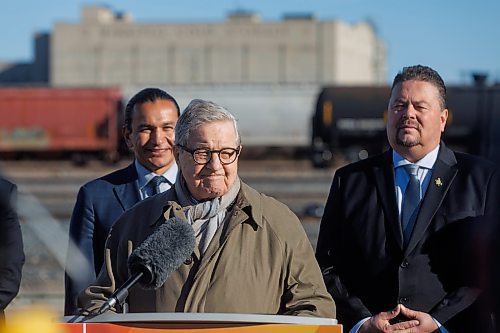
[65,312,337,325]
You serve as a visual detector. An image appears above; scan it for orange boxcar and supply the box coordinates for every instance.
[0,87,123,163]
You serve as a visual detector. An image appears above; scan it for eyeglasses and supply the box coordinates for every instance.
[177,145,241,165]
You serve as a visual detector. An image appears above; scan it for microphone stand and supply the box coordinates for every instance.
[97,272,144,314]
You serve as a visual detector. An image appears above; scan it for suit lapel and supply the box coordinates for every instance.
[113,163,141,211]
[404,144,458,255]
[373,151,404,250]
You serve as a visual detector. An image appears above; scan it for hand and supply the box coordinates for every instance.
[359,304,419,333]
[397,305,440,333]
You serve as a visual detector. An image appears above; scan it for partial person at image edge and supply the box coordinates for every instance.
[0,177,25,322]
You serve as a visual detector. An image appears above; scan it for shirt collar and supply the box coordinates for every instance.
[392,144,440,170]
[134,159,178,189]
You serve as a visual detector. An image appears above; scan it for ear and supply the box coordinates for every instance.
[440,109,448,132]
[122,126,134,149]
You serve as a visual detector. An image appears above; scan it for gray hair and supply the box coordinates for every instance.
[174,99,241,147]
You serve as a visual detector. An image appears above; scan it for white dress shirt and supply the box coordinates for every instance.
[135,159,178,199]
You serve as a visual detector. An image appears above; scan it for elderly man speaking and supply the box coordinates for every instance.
[79,99,335,318]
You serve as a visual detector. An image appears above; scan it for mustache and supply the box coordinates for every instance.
[397,118,420,130]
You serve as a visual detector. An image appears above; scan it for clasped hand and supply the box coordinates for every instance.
[358,304,439,333]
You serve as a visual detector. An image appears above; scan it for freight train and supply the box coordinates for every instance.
[2,83,499,167]
[0,84,317,164]
[311,82,500,167]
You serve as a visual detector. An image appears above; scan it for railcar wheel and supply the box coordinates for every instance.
[71,153,88,167]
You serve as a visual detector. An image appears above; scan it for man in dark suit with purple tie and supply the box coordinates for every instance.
[64,88,180,315]
[316,65,500,332]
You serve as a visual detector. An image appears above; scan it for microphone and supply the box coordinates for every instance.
[98,217,195,314]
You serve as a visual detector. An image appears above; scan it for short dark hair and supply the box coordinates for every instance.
[391,65,447,109]
[124,88,180,131]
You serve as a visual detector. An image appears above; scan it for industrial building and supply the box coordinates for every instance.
[51,6,385,86]
[0,5,387,148]
[0,5,386,87]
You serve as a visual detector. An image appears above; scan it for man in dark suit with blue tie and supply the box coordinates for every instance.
[64,88,180,315]
[316,65,500,332]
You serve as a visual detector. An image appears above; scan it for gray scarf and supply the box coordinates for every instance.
[175,172,241,254]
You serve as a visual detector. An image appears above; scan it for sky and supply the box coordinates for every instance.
[1,0,499,84]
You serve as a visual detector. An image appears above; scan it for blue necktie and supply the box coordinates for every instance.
[401,164,420,246]
[149,175,167,195]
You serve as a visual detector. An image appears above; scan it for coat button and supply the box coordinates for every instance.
[184,257,193,265]
[399,297,408,304]
[401,260,409,268]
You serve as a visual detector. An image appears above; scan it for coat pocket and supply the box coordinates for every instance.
[443,209,480,221]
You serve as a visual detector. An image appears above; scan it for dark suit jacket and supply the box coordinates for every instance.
[0,178,24,320]
[316,143,500,332]
[64,163,141,315]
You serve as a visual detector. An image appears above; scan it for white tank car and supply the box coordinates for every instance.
[125,84,319,149]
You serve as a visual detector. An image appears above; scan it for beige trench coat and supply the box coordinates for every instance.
[80,182,335,318]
